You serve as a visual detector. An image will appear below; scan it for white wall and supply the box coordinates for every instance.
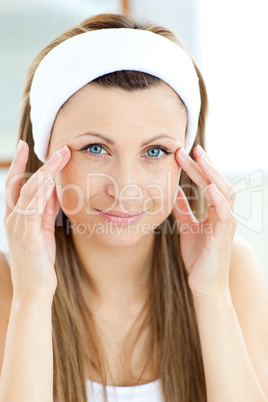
[199,0,268,172]
[129,0,201,63]
[198,0,268,285]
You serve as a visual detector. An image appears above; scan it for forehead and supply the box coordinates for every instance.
[59,81,186,114]
[49,81,187,148]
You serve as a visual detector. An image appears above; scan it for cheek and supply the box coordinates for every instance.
[154,159,181,190]
[145,163,181,214]
[54,161,87,215]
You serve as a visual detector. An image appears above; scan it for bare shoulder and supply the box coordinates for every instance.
[229,235,268,309]
[0,250,13,375]
[229,235,268,395]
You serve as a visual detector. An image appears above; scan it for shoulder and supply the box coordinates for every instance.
[229,235,268,395]
[229,235,268,309]
[0,250,13,375]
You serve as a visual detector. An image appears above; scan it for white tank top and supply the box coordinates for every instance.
[3,252,164,401]
[86,378,163,402]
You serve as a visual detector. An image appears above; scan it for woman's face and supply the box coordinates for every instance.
[46,81,187,245]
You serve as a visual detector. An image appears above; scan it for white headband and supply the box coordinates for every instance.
[29,28,201,163]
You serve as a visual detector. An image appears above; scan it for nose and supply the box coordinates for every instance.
[106,162,144,204]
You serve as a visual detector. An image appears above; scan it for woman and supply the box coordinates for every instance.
[0,11,267,402]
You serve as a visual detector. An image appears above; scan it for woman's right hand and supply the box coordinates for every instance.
[4,140,71,304]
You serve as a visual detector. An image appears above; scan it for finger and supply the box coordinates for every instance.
[4,140,29,221]
[172,186,198,231]
[42,184,61,233]
[194,146,236,211]
[13,145,70,217]
[24,176,56,239]
[175,147,214,204]
[207,183,237,241]
[193,144,214,163]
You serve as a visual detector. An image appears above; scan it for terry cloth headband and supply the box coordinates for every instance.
[29,27,201,163]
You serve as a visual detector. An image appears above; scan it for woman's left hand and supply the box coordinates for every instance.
[172,144,237,300]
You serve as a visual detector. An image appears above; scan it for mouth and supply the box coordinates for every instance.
[97,209,144,217]
[96,209,145,225]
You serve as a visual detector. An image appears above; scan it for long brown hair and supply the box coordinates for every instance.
[18,11,209,402]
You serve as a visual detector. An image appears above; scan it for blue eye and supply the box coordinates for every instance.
[86,144,107,155]
[147,147,166,158]
[80,143,172,161]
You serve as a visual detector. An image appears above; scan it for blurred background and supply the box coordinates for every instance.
[0,0,267,284]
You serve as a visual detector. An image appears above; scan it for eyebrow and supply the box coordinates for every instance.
[75,132,180,146]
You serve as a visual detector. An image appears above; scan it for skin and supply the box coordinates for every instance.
[46,82,188,321]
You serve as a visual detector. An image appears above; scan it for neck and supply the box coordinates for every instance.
[71,229,155,315]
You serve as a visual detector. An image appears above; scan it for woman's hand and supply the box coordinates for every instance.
[4,140,71,304]
[172,145,237,301]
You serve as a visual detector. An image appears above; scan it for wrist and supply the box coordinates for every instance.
[11,295,54,313]
[193,291,233,310]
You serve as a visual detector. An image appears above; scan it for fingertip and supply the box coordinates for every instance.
[194,144,203,158]
[17,140,29,155]
[175,147,182,157]
[209,183,221,200]
[9,141,28,175]
[17,140,24,153]
[58,149,71,170]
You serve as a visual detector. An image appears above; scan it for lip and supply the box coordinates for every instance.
[96,209,145,225]
[99,209,143,217]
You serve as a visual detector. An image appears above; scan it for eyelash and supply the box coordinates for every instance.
[80,142,172,161]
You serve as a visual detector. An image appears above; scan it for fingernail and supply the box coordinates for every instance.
[178,147,188,160]
[58,145,69,156]
[195,144,203,156]
[50,145,69,162]
[50,151,61,162]
[17,140,25,154]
